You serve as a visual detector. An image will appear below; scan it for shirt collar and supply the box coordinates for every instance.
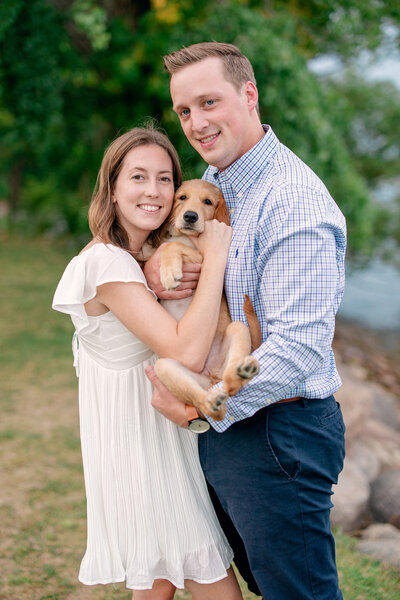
[210,125,279,196]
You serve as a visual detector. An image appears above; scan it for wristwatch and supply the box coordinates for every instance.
[186,405,210,433]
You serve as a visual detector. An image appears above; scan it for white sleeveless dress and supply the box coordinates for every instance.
[52,243,233,590]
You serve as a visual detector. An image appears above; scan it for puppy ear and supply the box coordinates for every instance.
[214,195,230,225]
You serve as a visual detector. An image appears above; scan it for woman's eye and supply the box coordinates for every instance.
[204,199,212,206]
[160,177,171,183]
[132,174,144,180]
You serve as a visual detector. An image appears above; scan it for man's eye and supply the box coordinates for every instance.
[180,109,190,117]
[205,100,215,106]
[204,199,212,205]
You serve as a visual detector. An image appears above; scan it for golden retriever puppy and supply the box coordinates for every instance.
[144,179,261,421]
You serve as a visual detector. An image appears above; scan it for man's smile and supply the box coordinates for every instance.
[198,132,220,146]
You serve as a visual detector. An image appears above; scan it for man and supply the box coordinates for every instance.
[145,42,346,600]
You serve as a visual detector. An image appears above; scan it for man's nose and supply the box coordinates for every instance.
[190,109,208,132]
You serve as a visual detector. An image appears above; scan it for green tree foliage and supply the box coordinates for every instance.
[259,0,400,57]
[0,0,399,259]
[0,0,63,215]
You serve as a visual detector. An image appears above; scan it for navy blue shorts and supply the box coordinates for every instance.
[199,396,345,600]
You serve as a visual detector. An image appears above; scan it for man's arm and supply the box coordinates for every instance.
[143,245,201,300]
[207,188,346,431]
[145,365,188,426]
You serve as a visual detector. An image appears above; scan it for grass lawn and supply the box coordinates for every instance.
[1,233,399,600]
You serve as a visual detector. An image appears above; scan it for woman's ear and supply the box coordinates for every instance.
[214,195,230,225]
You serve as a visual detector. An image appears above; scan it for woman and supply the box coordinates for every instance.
[52,126,243,600]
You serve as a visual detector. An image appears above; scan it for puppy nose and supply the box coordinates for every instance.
[183,211,199,224]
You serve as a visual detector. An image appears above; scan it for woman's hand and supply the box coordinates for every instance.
[192,220,232,260]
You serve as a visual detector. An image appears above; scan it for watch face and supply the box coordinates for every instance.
[188,418,210,433]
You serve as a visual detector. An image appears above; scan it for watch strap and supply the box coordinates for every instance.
[185,405,200,423]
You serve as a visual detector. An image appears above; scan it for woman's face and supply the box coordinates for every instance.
[112,144,175,247]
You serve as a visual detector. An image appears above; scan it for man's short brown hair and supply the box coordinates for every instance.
[163,42,257,91]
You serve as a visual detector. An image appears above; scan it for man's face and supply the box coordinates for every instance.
[170,57,261,170]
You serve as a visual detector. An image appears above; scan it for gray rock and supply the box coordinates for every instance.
[370,470,400,524]
[331,459,371,532]
[357,523,400,569]
[361,523,400,541]
[348,441,380,483]
[371,385,400,431]
[335,374,373,444]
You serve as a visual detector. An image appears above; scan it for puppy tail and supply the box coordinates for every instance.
[244,294,262,351]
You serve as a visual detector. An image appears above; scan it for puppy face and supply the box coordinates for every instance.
[168,179,229,236]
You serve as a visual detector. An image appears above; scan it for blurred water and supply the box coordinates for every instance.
[339,259,400,331]
[309,35,400,333]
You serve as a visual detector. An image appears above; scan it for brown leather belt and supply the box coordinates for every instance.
[275,396,302,404]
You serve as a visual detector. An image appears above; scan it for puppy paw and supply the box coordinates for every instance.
[223,356,260,396]
[237,356,260,380]
[160,265,183,291]
[202,389,228,421]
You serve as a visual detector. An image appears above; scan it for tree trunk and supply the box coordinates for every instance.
[9,159,23,218]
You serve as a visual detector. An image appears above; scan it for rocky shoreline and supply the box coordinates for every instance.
[332,317,400,568]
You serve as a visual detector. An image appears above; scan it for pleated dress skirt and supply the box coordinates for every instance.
[77,321,233,590]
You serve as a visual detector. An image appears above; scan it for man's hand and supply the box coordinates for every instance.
[145,366,188,427]
[143,245,201,300]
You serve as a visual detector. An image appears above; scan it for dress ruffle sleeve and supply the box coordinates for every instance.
[52,243,157,334]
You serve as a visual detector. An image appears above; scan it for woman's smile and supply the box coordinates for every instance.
[137,203,163,213]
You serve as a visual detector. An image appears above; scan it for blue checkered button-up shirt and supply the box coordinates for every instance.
[203,125,346,432]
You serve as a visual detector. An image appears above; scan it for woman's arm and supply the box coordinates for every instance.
[95,220,231,372]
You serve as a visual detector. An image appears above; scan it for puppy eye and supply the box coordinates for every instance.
[204,199,212,205]
[178,195,187,200]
